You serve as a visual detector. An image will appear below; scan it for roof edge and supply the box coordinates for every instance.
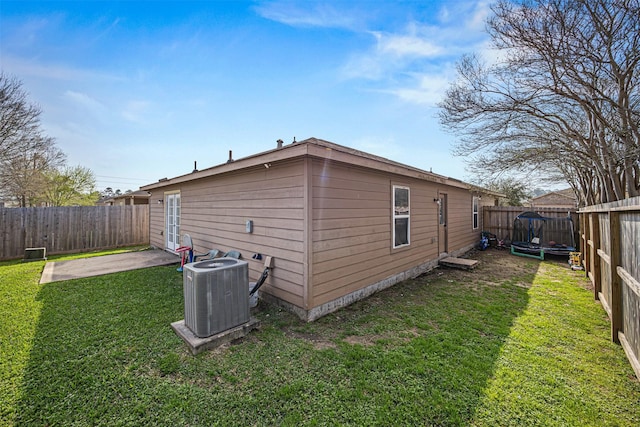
[140,137,493,194]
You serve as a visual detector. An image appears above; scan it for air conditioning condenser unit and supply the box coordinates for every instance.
[183,258,249,338]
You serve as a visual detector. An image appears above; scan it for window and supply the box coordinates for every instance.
[472,196,479,230]
[393,186,410,248]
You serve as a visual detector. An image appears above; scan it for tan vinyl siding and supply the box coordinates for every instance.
[149,199,164,248]
[310,160,441,306]
[148,185,180,249]
[143,138,494,320]
[149,161,306,307]
[446,188,480,251]
[411,184,439,247]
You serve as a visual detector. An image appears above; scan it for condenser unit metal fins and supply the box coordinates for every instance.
[183,258,249,337]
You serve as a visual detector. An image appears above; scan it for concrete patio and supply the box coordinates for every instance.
[40,249,180,284]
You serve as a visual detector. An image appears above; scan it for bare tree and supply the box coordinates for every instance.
[0,73,42,163]
[0,134,65,206]
[0,73,66,206]
[439,0,640,205]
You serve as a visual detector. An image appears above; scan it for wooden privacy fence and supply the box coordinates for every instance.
[482,206,578,241]
[0,205,149,260]
[580,196,640,379]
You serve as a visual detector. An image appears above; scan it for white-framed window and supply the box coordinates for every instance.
[472,195,479,230]
[393,185,410,248]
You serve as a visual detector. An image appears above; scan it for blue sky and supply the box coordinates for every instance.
[1,0,493,192]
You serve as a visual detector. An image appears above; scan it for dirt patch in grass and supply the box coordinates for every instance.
[342,327,421,347]
[278,249,543,349]
[284,329,337,350]
[434,249,540,283]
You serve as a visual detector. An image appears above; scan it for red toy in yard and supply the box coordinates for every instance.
[176,234,193,272]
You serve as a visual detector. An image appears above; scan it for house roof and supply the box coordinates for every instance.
[141,137,500,196]
[530,188,577,202]
[112,190,151,200]
[96,190,150,205]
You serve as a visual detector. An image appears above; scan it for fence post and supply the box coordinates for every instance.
[609,211,622,344]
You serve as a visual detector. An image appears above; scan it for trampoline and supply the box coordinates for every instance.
[510,211,576,260]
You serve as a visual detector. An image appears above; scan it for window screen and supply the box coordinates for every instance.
[393,186,410,248]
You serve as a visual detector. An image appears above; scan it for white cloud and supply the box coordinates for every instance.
[436,0,491,31]
[2,54,123,83]
[341,25,445,81]
[467,1,491,31]
[340,1,492,105]
[121,100,151,124]
[2,12,65,48]
[340,25,447,83]
[385,73,451,106]
[476,38,507,64]
[91,17,121,43]
[438,6,451,23]
[63,90,106,113]
[254,1,358,30]
[374,31,442,58]
[341,51,386,80]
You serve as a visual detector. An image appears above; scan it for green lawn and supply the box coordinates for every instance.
[1,250,638,426]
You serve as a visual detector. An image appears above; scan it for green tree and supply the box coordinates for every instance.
[497,179,531,207]
[474,177,532,206]
[40,166,98,206]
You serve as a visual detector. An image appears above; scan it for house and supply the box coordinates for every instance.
[0,199,19,208]
[141,138,500,321]
[98,190,150,206]
[527,188,577,209]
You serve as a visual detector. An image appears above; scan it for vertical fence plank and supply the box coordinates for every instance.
[609,211,622,344]
[0,209,6,258]
[599,214,612,309]
[581,212,589,273]
[590,213,602,300]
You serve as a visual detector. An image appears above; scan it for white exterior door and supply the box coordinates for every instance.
[166,193,180,251]
[438,193,448,255]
